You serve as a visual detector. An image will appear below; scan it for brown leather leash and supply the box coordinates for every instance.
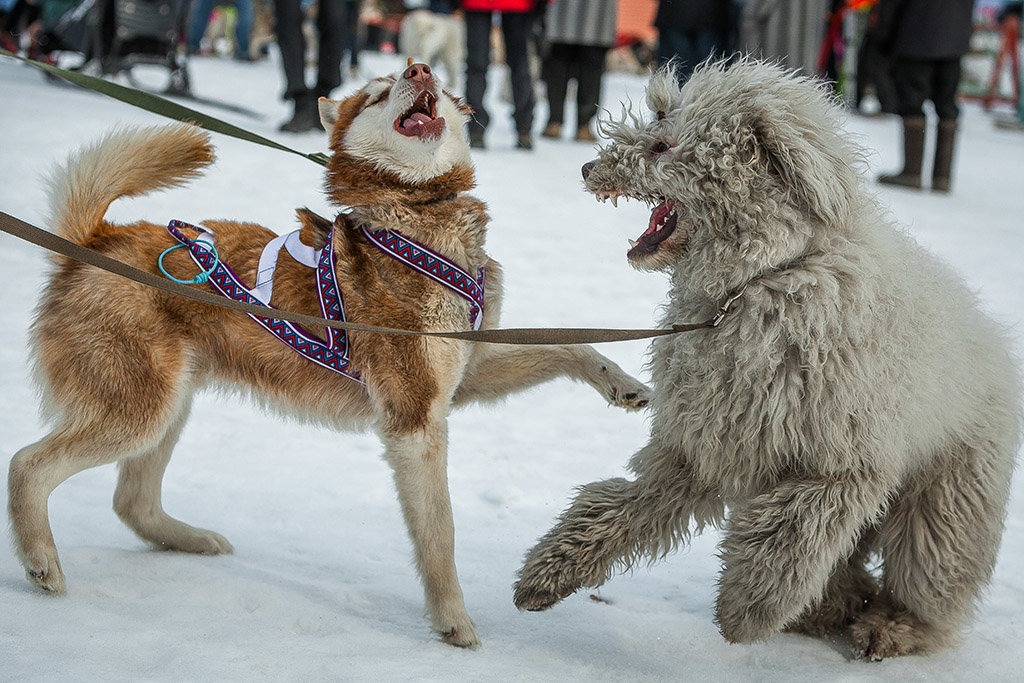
[0,211,741,345]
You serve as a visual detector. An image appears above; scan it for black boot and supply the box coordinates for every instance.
[931,120,957,193]
[878,116,926,189]
[279,92,321,133]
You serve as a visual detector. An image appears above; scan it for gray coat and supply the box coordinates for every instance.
[545,0,618,48]
[874,0,976,60]
[740,0,830,75]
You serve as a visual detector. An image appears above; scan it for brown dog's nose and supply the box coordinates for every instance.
[403,62,433,85]
[582,160,596,182]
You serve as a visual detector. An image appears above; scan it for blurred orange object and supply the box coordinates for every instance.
[616,0,658,45]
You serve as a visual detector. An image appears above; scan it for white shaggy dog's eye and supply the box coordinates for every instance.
[652,140,671,154]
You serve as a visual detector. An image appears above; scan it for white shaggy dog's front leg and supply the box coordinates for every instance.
[514,443,720,610]
[382,418,478,648]
[715,475,890,643]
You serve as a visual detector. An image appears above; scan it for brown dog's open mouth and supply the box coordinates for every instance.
[395,91,446,140]
[628,199,677,259]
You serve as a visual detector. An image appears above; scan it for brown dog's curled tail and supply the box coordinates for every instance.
[47,123,215,245]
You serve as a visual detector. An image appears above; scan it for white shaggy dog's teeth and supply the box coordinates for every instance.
[611,195,619,207]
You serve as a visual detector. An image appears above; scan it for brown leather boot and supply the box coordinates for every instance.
[932,120,957,193]
[878,116,926,189]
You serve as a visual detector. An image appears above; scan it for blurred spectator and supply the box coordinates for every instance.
[875,0,975,193]
[18,0,76,62]
[187,0,254,60]
[654,0,731,82]
[741,0,830,74]
[462,0,540,150]
[345,0,362,74]
[2,0,40,53]
[983,1,1021,110]
[541,0,617,142]
[854,0,898,115]
[275,0,348,133]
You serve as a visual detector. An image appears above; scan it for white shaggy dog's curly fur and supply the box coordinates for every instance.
[513,60,1022,659]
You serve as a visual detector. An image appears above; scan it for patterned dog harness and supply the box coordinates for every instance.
[165,219,485,383]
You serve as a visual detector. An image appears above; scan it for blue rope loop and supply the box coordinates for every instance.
[158,242,220,284]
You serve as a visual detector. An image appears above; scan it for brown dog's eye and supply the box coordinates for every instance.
[652,141,670,154]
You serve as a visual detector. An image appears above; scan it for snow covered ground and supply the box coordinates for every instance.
[1,50,1022,681]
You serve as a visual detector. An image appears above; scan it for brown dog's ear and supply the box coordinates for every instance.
[318,98,341,131]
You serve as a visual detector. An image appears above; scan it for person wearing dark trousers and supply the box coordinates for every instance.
[875,0,975,193]
[462,0,539,150]
[541,0,617,142]
[655,0,732,83]
[274,0,347,133]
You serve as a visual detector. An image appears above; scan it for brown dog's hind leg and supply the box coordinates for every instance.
[8,416,181,594]
[113,398,233,555]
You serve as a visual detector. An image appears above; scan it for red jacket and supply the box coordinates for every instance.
[460,0,538,12]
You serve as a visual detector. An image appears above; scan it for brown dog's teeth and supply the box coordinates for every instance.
[628,239,638,248]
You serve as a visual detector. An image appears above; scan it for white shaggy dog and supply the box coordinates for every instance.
[513,60,1022,659]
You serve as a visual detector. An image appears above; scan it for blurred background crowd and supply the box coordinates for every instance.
[2,0,1022,189]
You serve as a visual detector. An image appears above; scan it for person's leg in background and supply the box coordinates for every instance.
[499,10,535,149]
[186,0,216,54]
[574,43,607,141]
[232,0,254,60]
[542,41,571,138]
[464,10,492,148]
[274,0,316,132]
[313,0,346,97]
[878,57,928,189]
[930,57,962,193]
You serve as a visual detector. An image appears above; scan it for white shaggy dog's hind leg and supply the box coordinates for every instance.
[113,398,233,555]
[382,416,478,647]
[851,442,1015,659]
[716,476,890,643]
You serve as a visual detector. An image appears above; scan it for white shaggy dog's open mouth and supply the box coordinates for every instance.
[594,189,680,265]
[629,198,678,259]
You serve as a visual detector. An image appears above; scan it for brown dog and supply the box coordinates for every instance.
[8,63,648,647]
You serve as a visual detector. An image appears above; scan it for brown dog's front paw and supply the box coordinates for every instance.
[610,383,651,411]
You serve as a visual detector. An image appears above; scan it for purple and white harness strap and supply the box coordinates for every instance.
[165,219,485,383]
[360,225,486,331]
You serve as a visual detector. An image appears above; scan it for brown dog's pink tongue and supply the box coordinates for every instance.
[403,113,433,129]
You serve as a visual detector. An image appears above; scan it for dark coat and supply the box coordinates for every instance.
[874,0,976,60]
[655,0,732,33]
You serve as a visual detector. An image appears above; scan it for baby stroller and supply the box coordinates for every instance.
[54,0,192,94]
